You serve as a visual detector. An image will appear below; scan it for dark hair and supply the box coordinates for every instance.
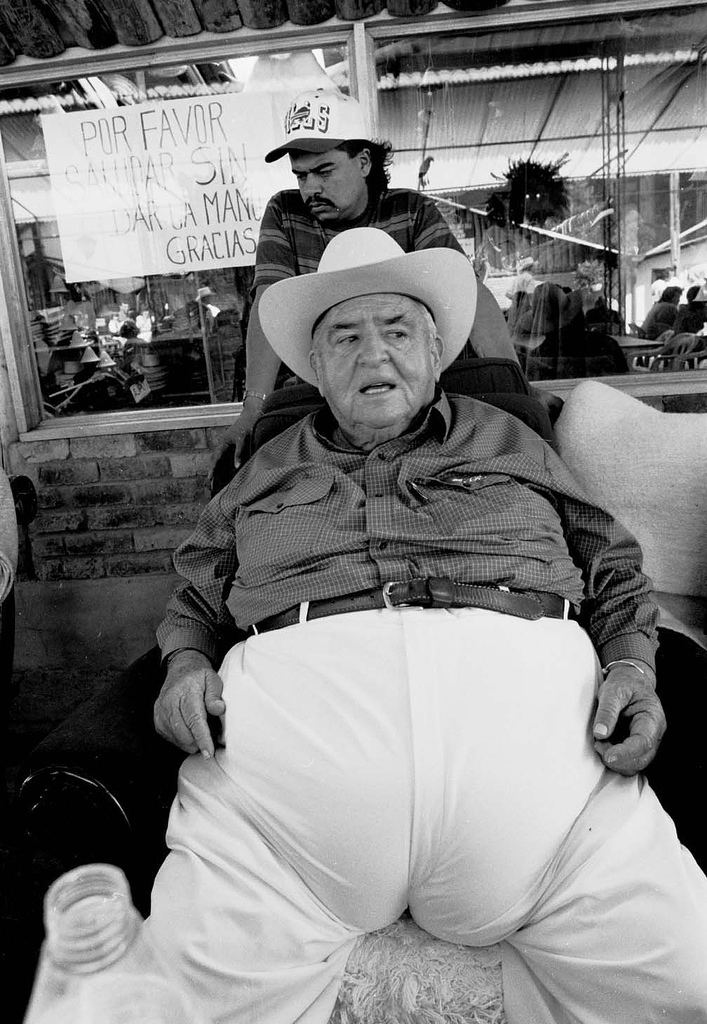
[661,286,683,305]
[337,139,394,200]
[686,284,700,303]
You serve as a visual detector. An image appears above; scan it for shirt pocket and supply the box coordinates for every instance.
[408,472,513,502]
[408,472,519,536]
[241,475,333,515]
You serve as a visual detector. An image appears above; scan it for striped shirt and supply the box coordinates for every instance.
[158,393,657,670]
[253,188,465,293]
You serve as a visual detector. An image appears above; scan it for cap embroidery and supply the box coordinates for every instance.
[284,100,331,137]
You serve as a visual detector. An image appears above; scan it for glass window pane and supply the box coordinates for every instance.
[374,9,707,380]
[1,45,347,417]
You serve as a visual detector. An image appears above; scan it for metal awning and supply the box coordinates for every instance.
[381,58,707,191]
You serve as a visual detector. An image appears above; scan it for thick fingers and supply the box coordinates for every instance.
[594,729,658,775]
[203,670,225,713]
[154,692,199,754]
[178,689,216,758]
[205,696,226,716]
[154,666,221,757]
[593,671,665,776]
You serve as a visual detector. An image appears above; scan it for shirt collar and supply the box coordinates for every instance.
[312,387,452,452]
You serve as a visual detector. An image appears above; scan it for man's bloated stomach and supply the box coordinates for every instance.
[211,607,605,939]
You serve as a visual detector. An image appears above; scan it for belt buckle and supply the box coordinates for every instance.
[383,577,454,609]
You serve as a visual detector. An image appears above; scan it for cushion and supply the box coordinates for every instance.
[329,915,504,1024]
[554,380,707,643]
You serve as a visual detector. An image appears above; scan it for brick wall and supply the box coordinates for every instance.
[7,422,230,709]
[10,425,227,583]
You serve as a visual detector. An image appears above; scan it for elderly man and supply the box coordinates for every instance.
[221,87,517,468]
[148,229,707,1024]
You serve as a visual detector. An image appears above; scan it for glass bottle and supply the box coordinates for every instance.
[23,863,201,1024]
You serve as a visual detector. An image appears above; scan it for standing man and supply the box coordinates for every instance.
[220,87,517,468]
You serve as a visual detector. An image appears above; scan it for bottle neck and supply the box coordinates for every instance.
[44,864,140,974]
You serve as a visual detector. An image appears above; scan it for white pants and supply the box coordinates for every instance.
[147,608,707,1024]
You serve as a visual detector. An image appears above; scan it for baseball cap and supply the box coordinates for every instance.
[265,88,371,163]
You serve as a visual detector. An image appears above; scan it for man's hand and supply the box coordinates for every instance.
[592,662,665,775]
[208,285,281,489]
[532,387,564,424]
[154,649,226,757]
[209,404,261,491]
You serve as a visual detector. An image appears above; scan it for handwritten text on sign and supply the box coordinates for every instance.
[41,92,291,283]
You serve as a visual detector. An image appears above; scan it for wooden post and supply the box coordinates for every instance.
[150,0,202,37]
[669,170,681,279]
[0,27,13,66]
[387,1,437,15]
[90,0,164,46]
[191,0,242,32]
[0,353,19,456]
[440,0,509,9]
[237,0,288,29]
[34,0,115,49]
[0,124,42,436]
[286,0,335,26]
[334,0,385,19]
[0,1,65,59]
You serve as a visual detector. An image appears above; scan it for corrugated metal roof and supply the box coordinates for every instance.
[382,57,707,190]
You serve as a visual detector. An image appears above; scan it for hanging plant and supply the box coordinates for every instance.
[486,155,570,228]
[574,259,604,290]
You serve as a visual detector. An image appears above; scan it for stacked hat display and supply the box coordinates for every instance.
[51,330,99,389]
[139,351,169,391]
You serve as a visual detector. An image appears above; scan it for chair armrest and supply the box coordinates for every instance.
[14,647,182,911]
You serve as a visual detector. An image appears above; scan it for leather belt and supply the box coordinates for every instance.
[252,578,571,634]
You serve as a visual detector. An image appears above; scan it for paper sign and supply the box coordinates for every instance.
[129,377,151,404]
[41,92,292,283]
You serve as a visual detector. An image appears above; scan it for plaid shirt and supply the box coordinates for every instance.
[253,188,465,291]
[158,393,658,670]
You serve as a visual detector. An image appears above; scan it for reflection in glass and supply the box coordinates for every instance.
[374,8,707,379]
[1,46,347,418]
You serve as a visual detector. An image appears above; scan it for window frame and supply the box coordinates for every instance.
[0,0,705,444]
[361,0,707,403]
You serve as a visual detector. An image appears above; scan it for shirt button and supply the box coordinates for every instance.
[377,452,387,461]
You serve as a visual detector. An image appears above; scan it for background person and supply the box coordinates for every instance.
[640,284,683,339]
[674,283,707,335]
[147,228,707,1024]
[218,87,518,470]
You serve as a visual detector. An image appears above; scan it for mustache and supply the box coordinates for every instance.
[306,197,335,210]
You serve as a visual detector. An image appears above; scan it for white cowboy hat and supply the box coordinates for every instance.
[265,88,371,163]
[258,227,477,386]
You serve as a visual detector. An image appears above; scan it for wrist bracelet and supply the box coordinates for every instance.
[243,389,267,403]
[602,659,647,677]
